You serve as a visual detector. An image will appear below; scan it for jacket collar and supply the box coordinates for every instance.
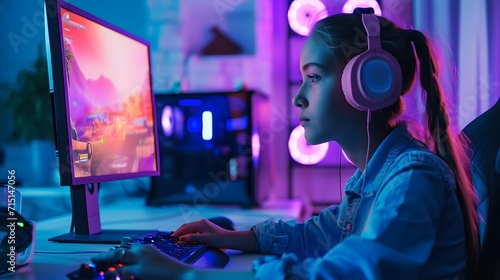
[344,123,415,197]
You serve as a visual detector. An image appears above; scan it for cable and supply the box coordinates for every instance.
[360,110,371,195]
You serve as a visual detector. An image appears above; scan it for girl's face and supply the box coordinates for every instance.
[293,34,360,145]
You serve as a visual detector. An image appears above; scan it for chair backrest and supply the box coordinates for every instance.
[461,98,500,279]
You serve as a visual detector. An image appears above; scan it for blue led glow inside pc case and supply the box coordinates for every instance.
[148,91,271,208]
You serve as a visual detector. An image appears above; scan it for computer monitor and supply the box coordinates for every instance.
[44,0,160,243]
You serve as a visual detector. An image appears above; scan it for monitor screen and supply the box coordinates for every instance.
[46,1,159,186]
[44,0,160,243]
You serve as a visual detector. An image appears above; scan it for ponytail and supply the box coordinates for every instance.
[408,29,479,278]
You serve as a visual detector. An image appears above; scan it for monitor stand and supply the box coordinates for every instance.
[49,183,157,244]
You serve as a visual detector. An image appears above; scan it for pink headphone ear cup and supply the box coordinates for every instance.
[341,49,402,112]
[340,13,403,112]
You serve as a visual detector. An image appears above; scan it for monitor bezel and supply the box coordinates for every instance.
[45,0,160,186]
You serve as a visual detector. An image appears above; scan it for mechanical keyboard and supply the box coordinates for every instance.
[67,231,230,280]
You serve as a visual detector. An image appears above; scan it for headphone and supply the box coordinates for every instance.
[341,8,403,112]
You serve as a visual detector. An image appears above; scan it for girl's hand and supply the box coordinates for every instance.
[171,218,233,248]
[91,245,194,280]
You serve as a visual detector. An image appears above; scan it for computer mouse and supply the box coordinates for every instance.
[208,216,235,231]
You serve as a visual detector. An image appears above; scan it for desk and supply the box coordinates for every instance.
[2,198,302,280]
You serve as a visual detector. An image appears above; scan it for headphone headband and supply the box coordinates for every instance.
[353,7,375,15]
[362,14,381,50]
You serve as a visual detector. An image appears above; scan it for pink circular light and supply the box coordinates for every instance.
[288,125,329,165]
[288,0,327,36]
[342,0,382,16]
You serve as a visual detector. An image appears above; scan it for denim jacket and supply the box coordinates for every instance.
[252,124,467,279]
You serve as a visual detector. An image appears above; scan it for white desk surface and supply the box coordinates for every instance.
[2,198,303,280]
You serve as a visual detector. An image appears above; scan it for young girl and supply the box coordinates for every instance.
[92,9,479,280]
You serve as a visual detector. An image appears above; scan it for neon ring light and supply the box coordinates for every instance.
[288,125,329,165]
[288,0,327,36]
[342,0,382,16]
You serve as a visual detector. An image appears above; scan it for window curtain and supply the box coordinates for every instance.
[487,0,500,107]
[412,0,499,130]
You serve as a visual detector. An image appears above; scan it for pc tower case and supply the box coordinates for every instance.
[148,91,271,208]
